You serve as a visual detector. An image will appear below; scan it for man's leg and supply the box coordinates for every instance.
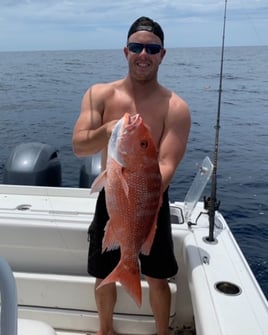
[95,278,117,335]
[145,276,171,335]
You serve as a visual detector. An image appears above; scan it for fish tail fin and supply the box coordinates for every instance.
[97,260,142,307]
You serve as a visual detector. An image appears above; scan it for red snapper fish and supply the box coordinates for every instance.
[91,112,162,306]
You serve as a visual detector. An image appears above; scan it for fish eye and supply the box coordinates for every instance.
[140,140,148,149]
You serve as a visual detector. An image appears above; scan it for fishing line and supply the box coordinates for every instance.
[205,0,228,242]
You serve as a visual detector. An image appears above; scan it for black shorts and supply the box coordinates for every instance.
[87,188,178,279]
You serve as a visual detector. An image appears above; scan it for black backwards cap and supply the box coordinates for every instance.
[127,16,164,46]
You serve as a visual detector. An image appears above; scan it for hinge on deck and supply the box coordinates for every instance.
[169,325,196,335]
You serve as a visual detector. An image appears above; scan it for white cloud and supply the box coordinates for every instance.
[0,0,267,51]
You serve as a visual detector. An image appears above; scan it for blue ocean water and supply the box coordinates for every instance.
[0,46,267,299]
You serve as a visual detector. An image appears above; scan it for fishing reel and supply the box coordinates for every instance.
[203,196,221,211]
[189,196,220,227]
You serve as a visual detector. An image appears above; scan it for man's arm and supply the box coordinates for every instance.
[158,96,191,191]
[72,85,116,157]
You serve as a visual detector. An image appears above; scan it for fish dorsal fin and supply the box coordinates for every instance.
[140,192,162,255]
[90,170,107,193]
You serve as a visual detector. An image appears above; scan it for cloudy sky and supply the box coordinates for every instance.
[0,0,267,52]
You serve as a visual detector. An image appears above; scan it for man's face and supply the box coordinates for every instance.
[124,31,166,82]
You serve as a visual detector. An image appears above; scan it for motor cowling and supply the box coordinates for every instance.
[3,142,61,187]
[79,153,101,188]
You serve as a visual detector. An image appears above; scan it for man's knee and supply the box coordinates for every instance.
[145,276,169,290]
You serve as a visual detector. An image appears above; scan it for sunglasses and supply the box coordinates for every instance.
[127,42,162,55]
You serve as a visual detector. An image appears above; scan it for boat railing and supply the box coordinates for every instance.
[0,257,18,335]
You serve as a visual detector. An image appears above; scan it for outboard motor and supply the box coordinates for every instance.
[3,142,61,186]
[79,153,101,188]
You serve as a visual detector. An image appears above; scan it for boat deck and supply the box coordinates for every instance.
[1,184,268,335]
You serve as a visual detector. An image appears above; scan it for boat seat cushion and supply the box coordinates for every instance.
[18,319,56,335]
[15,272,177,317]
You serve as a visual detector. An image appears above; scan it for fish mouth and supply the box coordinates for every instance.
[119,113,142,142]
[125,113,142,130]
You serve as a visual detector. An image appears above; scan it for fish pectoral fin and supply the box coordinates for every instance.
[102,220,120,252]
[90,170,107,193]
[118,167,129,197]
[140,221,157,256]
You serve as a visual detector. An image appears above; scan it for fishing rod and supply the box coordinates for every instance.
[205,0,228,242]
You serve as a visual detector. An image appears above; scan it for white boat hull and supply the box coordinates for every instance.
[0,184,267,334]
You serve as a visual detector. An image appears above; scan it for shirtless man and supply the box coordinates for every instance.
[72,16,191,335]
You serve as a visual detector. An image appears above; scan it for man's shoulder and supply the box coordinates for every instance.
[90,79,124,99]
[166,91,191,127]
[165,88,188,112]
[92,79,124,91]
[159,85,186,106]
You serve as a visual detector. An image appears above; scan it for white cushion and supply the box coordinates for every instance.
[18,319,56,335]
